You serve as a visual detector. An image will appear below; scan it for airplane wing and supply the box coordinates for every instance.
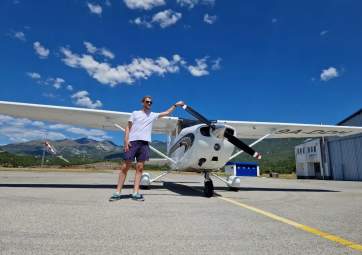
[217,120,362,139]
[0,101,179,134]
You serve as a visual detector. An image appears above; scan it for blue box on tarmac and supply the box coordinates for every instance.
[225,162,260,177]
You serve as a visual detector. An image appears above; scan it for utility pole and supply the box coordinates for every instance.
[321,136,326,180]
[41,141,46,168]
[41,134,47,168]
[320,122,325,180]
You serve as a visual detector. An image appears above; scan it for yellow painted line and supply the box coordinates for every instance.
[218,196,362,252]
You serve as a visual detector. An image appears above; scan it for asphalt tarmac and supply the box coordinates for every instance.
[0,170,361,255]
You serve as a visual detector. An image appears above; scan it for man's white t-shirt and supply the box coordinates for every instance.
[128,110,159,142]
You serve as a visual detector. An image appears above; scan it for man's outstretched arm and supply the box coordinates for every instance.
[158,101,185,118]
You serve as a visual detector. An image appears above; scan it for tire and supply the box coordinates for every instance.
[204,180,214,197]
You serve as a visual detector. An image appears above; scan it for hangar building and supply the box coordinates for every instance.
[295,109,362,181]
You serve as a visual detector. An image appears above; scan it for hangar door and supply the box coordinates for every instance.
[328,136,362,181]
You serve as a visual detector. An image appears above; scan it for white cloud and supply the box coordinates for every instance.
[0,115,15,123]
[188,57,209,77]
[61,47,219,85]
[204,14,217,24]
[177,0,215,8]
[83,41,115,59]
[131,17,153,28]
[28,74,72,92]
[33,41,50,59]
[0,115,66,143]
[87,2,102,16]
[66,127,108,138]
[31,121,45,127]
[61,47,132,85]
[320,30,328,36]
[123,0,165,10]
[105,0,111,6]
[0,115,31,128]
[84,41,97,54]
[51,77,65,89]
[11,31,26,41]
[177,0,198,8]
[66,127,111,140]
[152,9,182,28]
[133,10,182,29]
[48,124,71,130]
[61,47,185,86]
[126,55,182,79]
[71,90,103,109]
[26,72,41,79]
[0,126,66,143]
[211,57,221,70]
[100,48,115,59]
[49,124,112,141]
[42,93,57,98]
[0,115,111,143]
[5,117,32,127]
[320,67,339,81]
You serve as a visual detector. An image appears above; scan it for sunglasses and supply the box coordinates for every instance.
[145,100,153,105]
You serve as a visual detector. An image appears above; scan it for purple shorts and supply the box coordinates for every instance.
[123,140,150,162]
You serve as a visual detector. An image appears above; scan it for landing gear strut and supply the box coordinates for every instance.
[203,172,214,197]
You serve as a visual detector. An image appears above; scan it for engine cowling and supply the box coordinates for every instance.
[169,124,235,171]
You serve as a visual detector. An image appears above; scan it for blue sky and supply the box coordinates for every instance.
[0,0,362,145]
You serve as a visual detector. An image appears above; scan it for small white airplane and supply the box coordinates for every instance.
[1,100,362,197]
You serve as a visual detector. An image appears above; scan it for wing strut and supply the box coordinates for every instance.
[228,132,273,161]
[114,124,176,164]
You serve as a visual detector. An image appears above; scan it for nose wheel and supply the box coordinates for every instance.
[203,172,214,197]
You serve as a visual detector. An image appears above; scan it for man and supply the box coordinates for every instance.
[109,96,184,201]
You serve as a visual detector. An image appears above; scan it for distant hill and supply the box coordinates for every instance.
[0,138,122,160]
[232,138,304,173]
[0,138,167,163]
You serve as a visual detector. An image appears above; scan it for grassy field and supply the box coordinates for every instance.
[260,173,297,179]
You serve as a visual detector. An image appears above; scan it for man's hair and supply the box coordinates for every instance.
[141,95,152,102]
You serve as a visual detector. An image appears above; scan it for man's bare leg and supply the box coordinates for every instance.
[133,161,145,194]
[115,161,132,193]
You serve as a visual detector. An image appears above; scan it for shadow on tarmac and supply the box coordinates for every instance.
[163,182,204,197]
[0,183,119,189]
[212,187,339,192]
[0,182,339,196]
[0,182,204,196]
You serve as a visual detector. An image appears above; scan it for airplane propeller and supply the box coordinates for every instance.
[182,105,262,160]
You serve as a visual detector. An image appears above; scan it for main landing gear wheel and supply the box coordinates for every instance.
[140,173,151,190]
[203,172,214,197]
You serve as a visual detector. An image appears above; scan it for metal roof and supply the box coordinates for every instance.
[337,108,362,126]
